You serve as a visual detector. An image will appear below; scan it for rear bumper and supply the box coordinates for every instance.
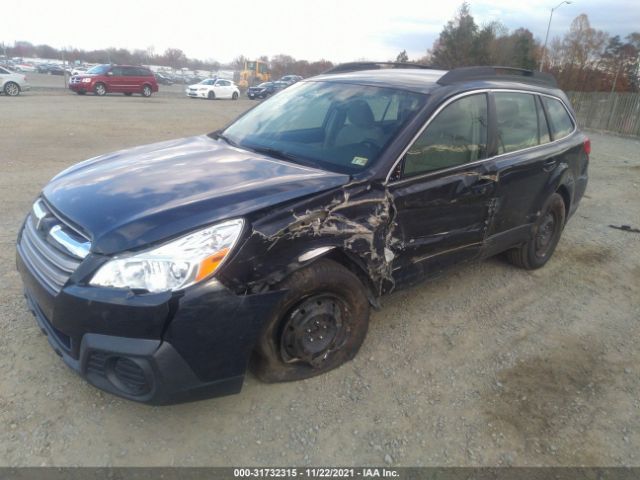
[17,243,285,404]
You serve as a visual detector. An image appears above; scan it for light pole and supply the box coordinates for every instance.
[539,1,572,71]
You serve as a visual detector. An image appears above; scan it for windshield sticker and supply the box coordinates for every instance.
[352,156,369,166]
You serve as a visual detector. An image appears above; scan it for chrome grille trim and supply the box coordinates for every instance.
[18,199,90,294]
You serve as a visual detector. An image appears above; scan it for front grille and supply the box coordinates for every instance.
[18,199,90,294]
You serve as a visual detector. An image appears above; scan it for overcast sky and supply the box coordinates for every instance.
[3,0,639,63]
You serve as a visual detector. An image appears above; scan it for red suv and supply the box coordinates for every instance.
[69,64,159,97]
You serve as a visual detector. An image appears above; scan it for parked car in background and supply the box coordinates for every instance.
[186,78,239,100]
[155,72,174,85]
[279,74,303,85]
[15,64,588,404]
[0,66,30,96]
[14,63,37,73]
[71,66,88,76]
[69,64,158,97]
[246,81,286,99]
[46,65,66,76]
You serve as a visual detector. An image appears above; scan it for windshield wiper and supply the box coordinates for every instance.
[246,145,310,166]
[211,131,238,148]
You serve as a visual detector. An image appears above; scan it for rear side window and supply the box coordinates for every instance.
[495,92,540,154]
[403,93,488,176]
[541,97,574,140]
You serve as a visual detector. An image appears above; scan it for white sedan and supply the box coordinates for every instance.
[186,78,239,100]
[0,66,30,96]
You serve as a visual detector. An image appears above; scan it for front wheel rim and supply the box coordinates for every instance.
[6,83,18,95]
[96,85,105,95]
[143,86,151,96]
[280,294,349,368]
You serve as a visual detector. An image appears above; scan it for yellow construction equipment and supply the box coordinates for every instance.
[237,60,271,89]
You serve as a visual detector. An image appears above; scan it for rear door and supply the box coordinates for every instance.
[388,92,498,286]
[216,79,232,98]
[487,91,555,241]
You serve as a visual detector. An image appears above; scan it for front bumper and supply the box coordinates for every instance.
[17,246,285,404]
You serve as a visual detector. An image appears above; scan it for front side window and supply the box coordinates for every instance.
[541,97,574,140]
[495,92,540,154]
[403,93,488,177]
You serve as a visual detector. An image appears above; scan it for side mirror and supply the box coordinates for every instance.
[106,71,113,76]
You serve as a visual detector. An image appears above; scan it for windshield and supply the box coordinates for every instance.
[86,64,110,75]
[222,81,427,174]
[257,82,271,88]
[200,79,215,85]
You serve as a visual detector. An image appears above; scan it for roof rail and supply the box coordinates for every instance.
[323,62,438,74]
[437,66,557,87]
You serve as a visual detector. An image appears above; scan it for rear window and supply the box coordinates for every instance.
[541,97,574,140]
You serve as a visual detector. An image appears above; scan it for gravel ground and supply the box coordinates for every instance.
[0,86,639,467]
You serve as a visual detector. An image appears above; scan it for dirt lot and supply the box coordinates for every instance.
[1,85,639,467]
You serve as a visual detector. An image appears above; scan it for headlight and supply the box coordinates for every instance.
[90,219,244,293]
[81,77,91,83]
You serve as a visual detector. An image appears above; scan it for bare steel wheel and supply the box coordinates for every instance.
[4,82,20,96]
[94,83,107,96]
[507,193,566,269]
[251,259,370,382]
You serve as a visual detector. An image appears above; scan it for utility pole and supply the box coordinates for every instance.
[539,1,573,71]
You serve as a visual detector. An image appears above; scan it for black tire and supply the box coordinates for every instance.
[232,91,239,100]
[250,259,370,383]
[207,91,215,100]
[124,92,133,96]
[141,85,152,97]
[507,193,566,269]
[94,83,107,96]
[76,91,86,95]
[4,82,20,96]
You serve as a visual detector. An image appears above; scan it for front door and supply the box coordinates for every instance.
[388,92,498,287]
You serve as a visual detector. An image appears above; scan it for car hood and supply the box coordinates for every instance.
[43,135,350,255]
[188,83,205,89]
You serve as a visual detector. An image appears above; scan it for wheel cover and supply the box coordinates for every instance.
[535,211,556,258]
[96,84,105,95]
[280,294,349,368]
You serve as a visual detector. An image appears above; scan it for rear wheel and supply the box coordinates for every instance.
[141,85,152,97]
[4,82,20,96]
[250,259,370,383]
[208,90,215,100]
[507,193,566,269]
[94,83,106,96]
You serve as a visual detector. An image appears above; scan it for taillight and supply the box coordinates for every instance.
[583,137,591,155]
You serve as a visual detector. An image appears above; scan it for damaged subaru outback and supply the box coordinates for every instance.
[17,64,589,404]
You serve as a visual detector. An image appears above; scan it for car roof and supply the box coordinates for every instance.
[311,65,563,96]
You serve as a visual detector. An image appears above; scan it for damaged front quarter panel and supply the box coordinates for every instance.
[218,181,399,299]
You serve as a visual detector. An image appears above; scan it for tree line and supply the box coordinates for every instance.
[406,2,639,92]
